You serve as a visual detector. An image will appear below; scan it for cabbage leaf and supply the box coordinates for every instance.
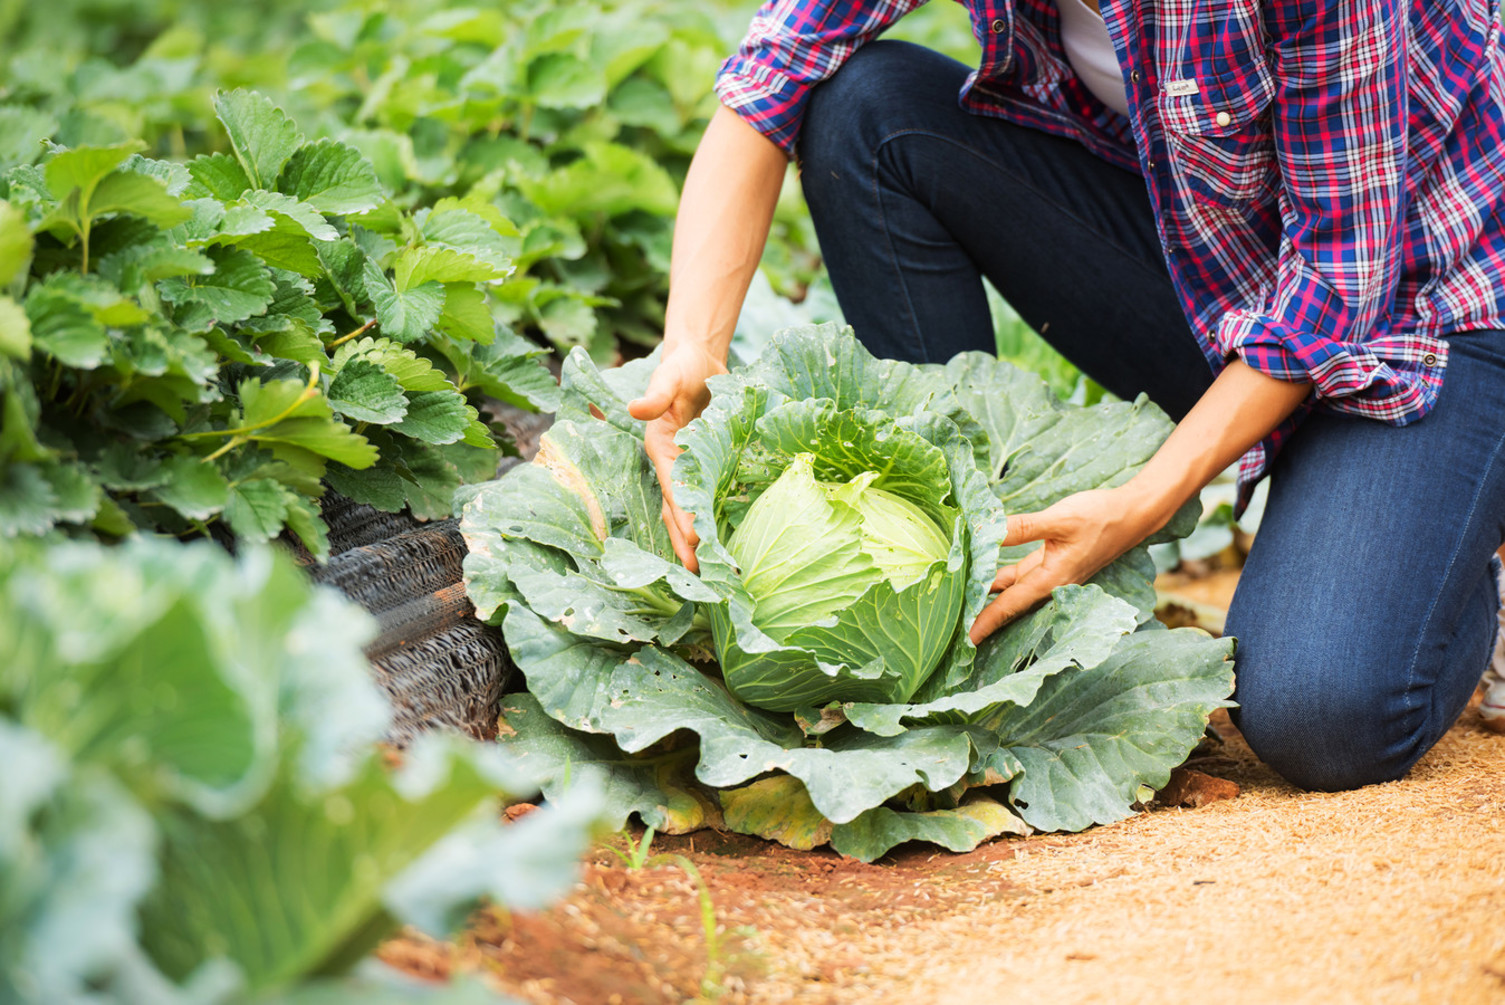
[0,538,598,1002]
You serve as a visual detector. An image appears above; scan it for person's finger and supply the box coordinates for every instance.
[990,539,1050,592]
[989,563,1020,594]
[672,500,700,568]
[662,499,699,573]
[627,366,681,421]
[643,424,700,571]
[969,573,1055,645]
[1003,509,1068,548]
[641,414,680,475]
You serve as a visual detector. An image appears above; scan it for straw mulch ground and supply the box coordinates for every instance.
[381,572,1505,1004]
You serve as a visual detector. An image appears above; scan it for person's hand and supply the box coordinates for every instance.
[968,487,1158,645]
[627,342,728,572]
[966,360,1314,646]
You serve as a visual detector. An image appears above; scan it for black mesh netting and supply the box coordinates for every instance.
[304,404,556,746]
[310,506,512,746]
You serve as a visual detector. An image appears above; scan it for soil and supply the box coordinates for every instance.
[379,570,1505,1004]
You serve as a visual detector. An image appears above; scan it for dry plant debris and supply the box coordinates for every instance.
[380,557,1504,1003]
[380,696,1505,1004]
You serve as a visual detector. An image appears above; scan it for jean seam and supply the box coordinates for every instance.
[870,134,932,363]
[1396,411,1505,761]
[869,126,1173,290]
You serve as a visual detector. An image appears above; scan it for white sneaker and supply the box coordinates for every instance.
[1484,664,1505,734]
[1483,668,1505,733]
[1484,561,1505,734]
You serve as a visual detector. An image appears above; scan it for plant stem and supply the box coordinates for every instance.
[617,584,686,618]
[327,318,377,349]
[201,435,247,463]
[182,364,321,451]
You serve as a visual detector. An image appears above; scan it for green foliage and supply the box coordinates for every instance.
[0,91,554,554]
[0,0,1091,561]
[0,0,1077,390]
[0,535,600,1003]
[461,324,1234,862]
[1,0,736,364]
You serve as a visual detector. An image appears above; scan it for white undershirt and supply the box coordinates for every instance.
[1057,0,1131,117]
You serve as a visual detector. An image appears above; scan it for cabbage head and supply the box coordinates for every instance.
[716,447,968,708]
[461,325,1236,862]
[724,454,956,679]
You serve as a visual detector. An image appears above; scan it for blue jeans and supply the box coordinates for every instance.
[800,40,1505,790]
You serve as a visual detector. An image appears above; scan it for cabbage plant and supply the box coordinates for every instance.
[0,537,598,1003]
[461,325,1235,861]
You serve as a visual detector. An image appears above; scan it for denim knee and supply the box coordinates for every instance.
[1230,663,1410,792]
[1227,550,1497,792]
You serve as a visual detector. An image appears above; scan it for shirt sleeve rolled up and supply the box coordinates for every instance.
[715,0,931,156]
[1212,0,1446,420]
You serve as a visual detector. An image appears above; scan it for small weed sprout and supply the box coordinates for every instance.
[603,826,726,998]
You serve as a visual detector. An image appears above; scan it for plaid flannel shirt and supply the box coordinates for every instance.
[716,0,1505,506]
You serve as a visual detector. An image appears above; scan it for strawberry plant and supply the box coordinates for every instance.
[0,0,1090,552]
[2,0,741,364]
[0,89,556,552]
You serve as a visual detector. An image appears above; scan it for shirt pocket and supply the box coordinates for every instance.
[1157,63,1279,205]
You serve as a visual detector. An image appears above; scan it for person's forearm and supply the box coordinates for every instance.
[1118,360,1312,530]
[662,105,787,360]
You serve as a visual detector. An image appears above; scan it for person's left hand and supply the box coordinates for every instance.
[968,487,1156,645]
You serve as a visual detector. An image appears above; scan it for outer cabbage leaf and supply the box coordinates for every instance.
[829,794,1030,862]
[1,540,291,816]
[842,584,1139,737]
[940,351,1200,622]
[496,646,975,827]
[490,694,722,835]
[0,724,158,1005]
[719,774,1028,861]
[989,627,1236,831]
[1,537,598,998]
[460,414,714,665]
[730,321,991,472]
[137,738,527,992]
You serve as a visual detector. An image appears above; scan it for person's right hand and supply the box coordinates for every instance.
[627,342,728,572]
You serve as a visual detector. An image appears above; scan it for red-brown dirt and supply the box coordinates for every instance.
[379,565,1505,1004]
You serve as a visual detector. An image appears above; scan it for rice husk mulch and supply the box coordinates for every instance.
[380,572,1505,1004]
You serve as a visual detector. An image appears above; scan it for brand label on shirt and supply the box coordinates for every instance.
[1164,79,1200,96]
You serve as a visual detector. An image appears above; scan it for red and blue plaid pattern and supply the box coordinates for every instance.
[717,0,1505,504]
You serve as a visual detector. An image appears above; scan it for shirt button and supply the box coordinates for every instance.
[1147,158,1155,169]
[1423,352,1439,366]
[990,17,1005,32]
[1215,111,1232,127]
[1131,70,1140,83]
